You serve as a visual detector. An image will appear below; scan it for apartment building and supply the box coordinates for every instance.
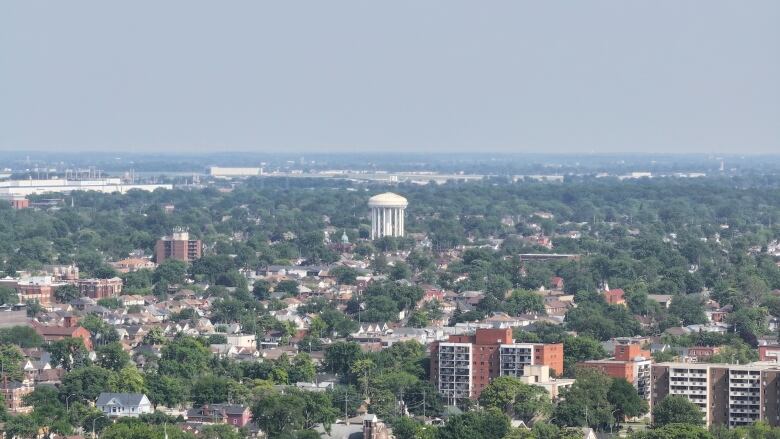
[15,276,67,306]
[78,277,123,299]
[579,340,652,400]
[651,362,780,427]
[155,228,202,263]
[430,327,563,402]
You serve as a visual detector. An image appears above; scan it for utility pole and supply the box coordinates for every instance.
[344,394,349,426]
[422,388,426,419]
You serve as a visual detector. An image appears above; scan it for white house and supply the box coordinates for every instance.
[96,393,153,417]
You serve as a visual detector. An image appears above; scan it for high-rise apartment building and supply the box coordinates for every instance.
[652,362,780,427]
[154,228,202,263]
[430,328,563,402]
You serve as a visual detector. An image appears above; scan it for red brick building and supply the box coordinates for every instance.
[78,277,123,299]
[759,345,780,362]
[578,340,652,400]
[155,229,202,263]
[32,319,93,350]
[16,277,64,306]
[430,328,563,401]
[604,288,626,305]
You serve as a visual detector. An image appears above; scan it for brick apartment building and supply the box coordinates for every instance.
[1,380,34,414]
[78,277,123,299]
[579,339,652,400]
[430,327,563,402]
[15,276,66,306]
[652,362,780,427]
[155,229,202,263]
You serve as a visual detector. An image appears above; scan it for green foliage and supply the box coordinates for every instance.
[251,389,338,437]
[608,378,649,421]
[437,408,511,439]
[100,418,196,439]
[145,373,188,408]
[0,344,25,381]
[478,376,553,423]
[48,337,91,371]
[96,342,131,371]
[324,341,362,376]
[552,369,616,429]
[652,395,705,427]
[158,335,211,378]
[0,286,17,305]
[54,284,82,303]
[631,423,713,439]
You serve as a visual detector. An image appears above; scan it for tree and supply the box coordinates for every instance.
[145,373,187,408]
[48,337,91,371]
[141,326,167,345]
[727,307,769,344]
[0,344,25,381]
[478,376,552,424]
[330,266,359,285]
[553,368,614,429]
[54,284,82,303]
[437,408,511,439]
[100,420,195,439]
[308,316,327,338]
[154,259,188,285]
[351,358,376,397]
[275,279,299,295]
[253,279,272,300]
[562,335,608,375]
[652,395,704,427]
[158,335,210,378]
[632,423,713,439]
[60,365,115,402]
[96,342,130,371]
[200,424,245,439]
[390,262,412,281]
[407,310,429,328]
[0,325,43,348]
[392,417,437,439]
[669,295,708,326]
[111,366,147,393]
[608,378,648,423]
[324,341,362,376]
[505,290,545,315]
[0,285,16,305]
[2,414,40,438]
[252,390,338,437]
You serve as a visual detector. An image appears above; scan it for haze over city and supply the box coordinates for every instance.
[4,3,780,439]
[2,0,778,154]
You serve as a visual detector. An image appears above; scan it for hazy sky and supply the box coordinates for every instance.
[1,1,778,154]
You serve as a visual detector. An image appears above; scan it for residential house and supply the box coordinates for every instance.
[186,404,252,427]
[96,393,153,418]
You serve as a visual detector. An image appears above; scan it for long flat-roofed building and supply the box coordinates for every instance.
[0,178,171,199]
